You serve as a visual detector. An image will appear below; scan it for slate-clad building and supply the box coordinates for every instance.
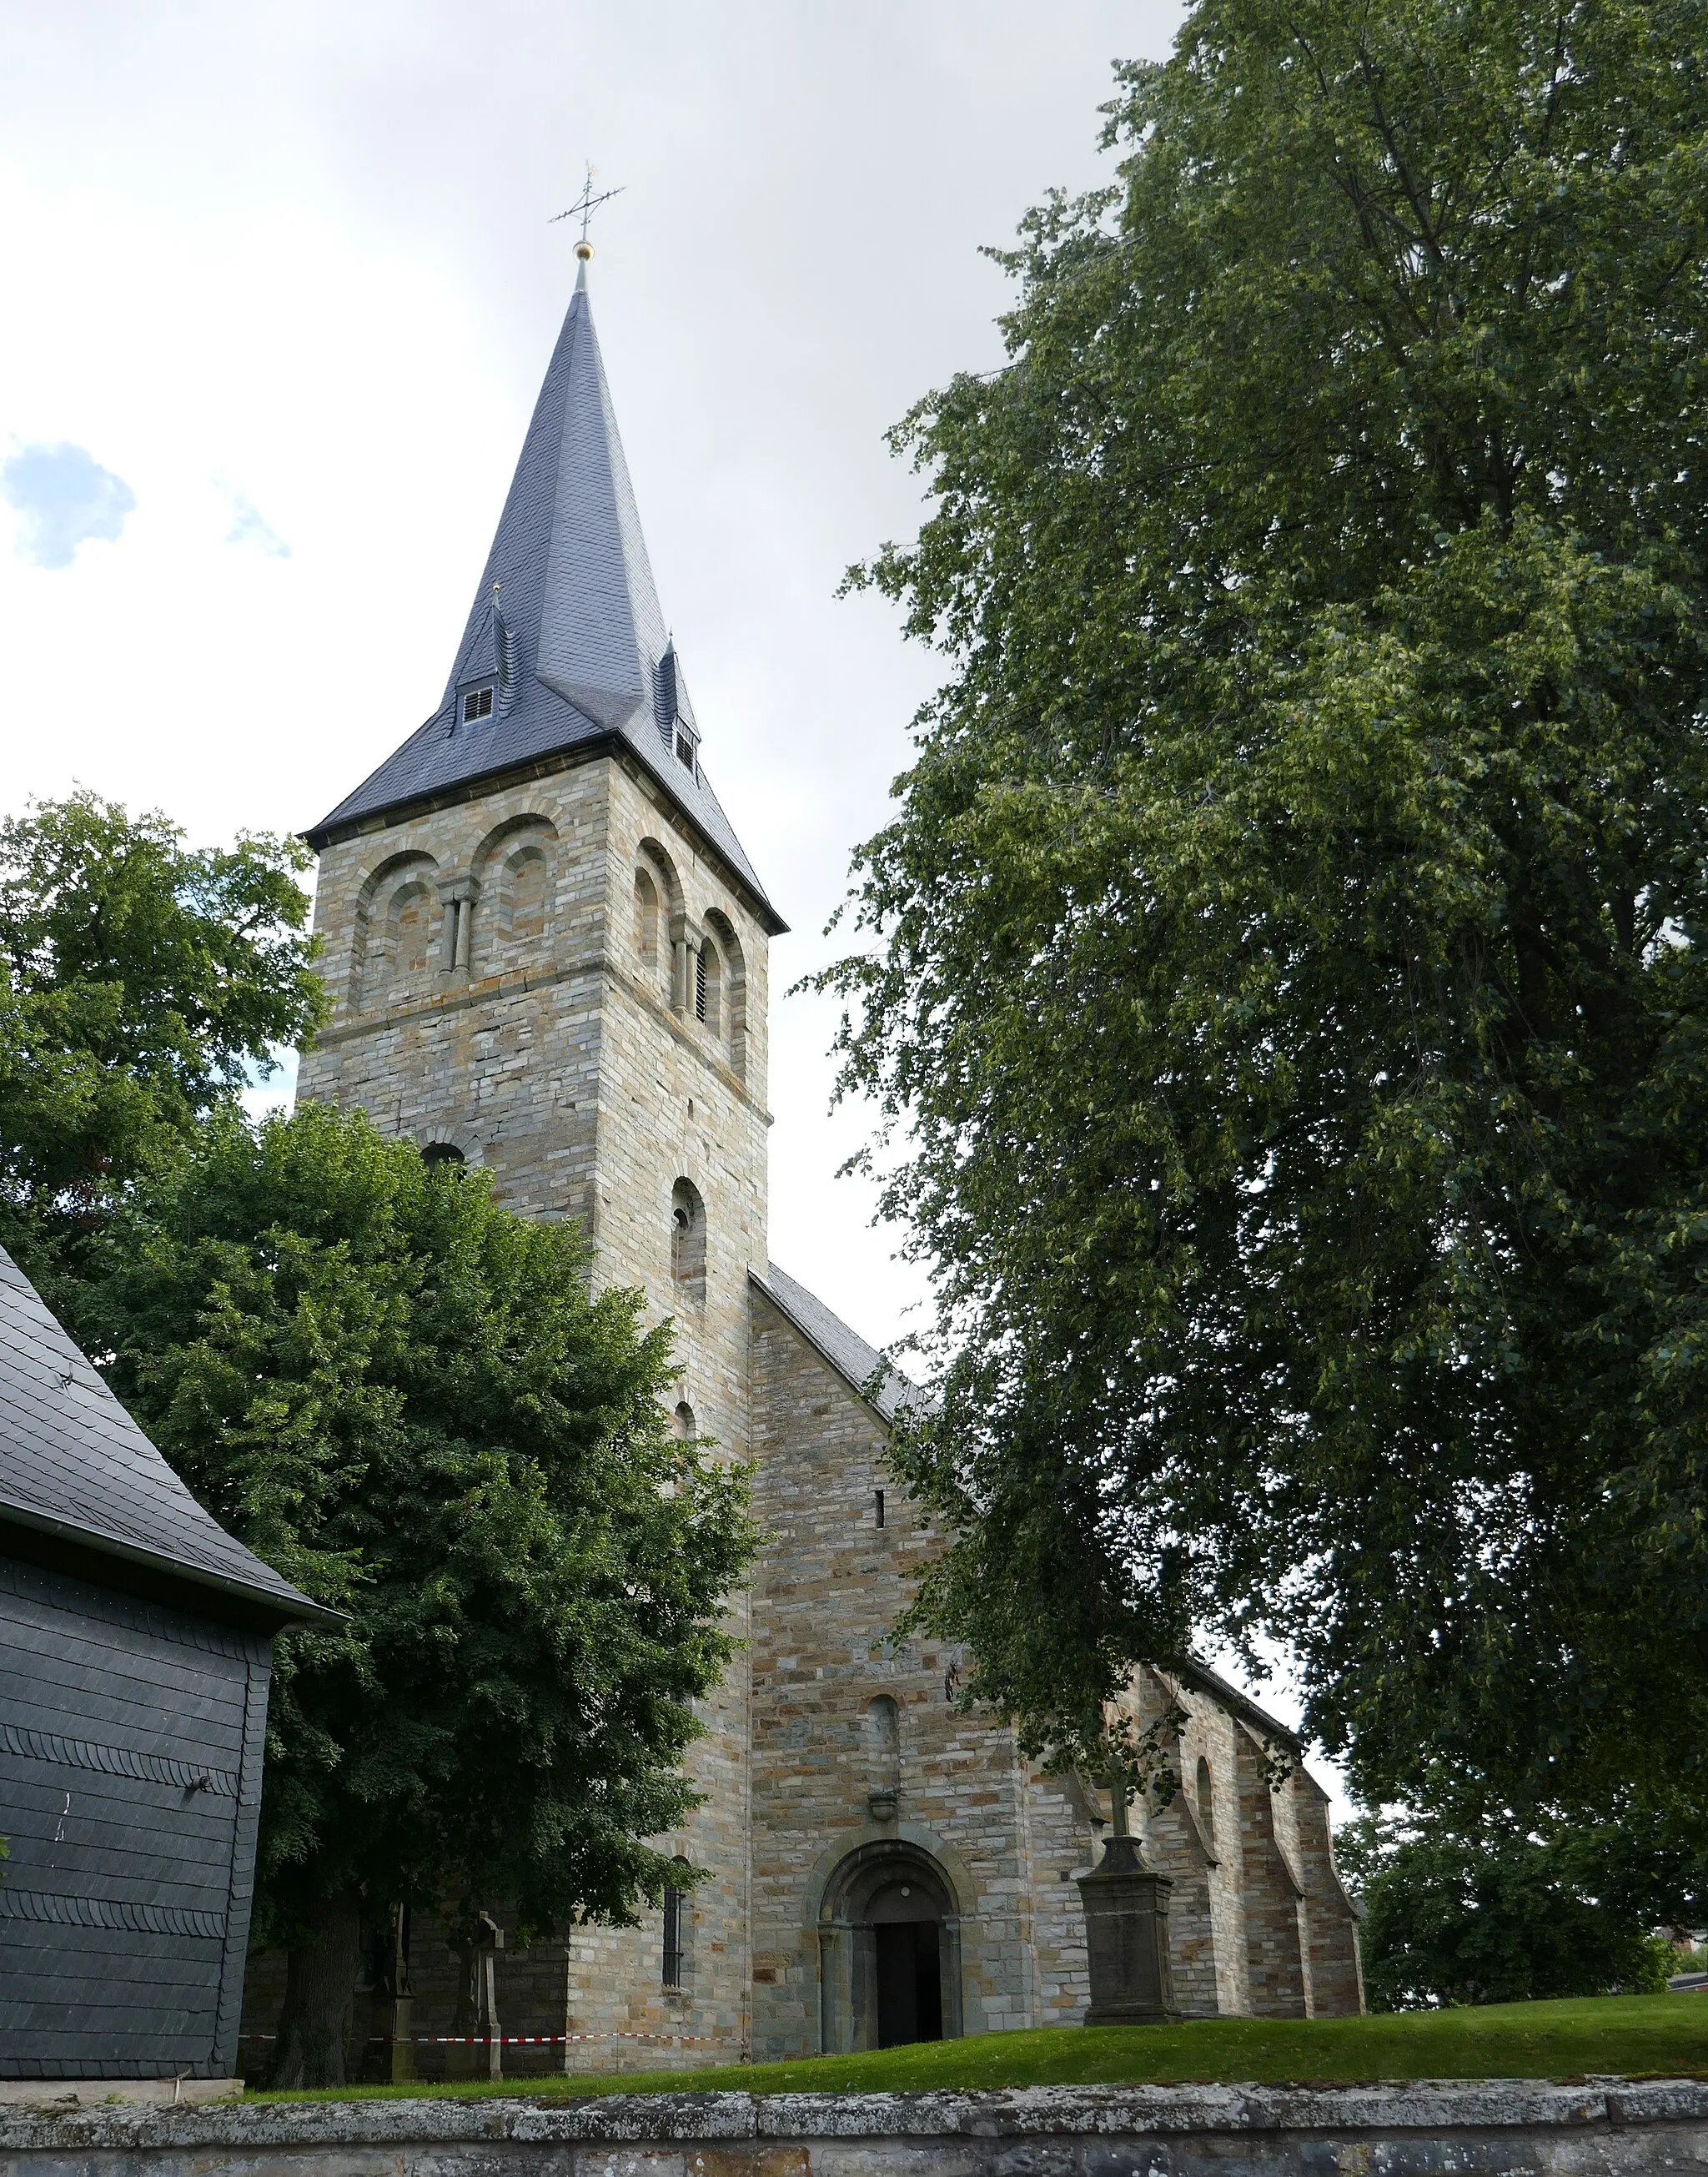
[0,1245,329,2081]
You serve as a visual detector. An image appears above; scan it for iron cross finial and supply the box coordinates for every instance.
[550,163,625,263]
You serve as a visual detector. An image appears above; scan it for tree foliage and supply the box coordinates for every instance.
[88,1101,755,2082]
[826,0,1708,1812]
[1336,1792,1702,2009]
[0,792,323,1289]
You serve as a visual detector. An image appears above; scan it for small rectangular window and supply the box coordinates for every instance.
[875,1489,885,1528]
[463,686,495,722]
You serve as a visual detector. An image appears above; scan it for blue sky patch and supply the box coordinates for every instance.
[2,441,136,569]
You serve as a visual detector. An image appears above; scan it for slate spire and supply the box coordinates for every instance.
[307,259,780,929]
[443,265,666,736]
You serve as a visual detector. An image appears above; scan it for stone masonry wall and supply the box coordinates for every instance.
[746,1292,1103,2059]
[1289,1770,1365,2019]
[276,747,772,2073]
[1113,1672,1362,2023]
[10,2081,1708,2177]
[553,753,770,2071]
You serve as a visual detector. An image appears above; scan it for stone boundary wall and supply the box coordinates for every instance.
[3,2081,1707,2177]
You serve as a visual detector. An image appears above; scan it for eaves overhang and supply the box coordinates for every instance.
[0,1497,343,1637]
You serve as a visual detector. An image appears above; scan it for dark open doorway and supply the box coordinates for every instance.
[873,1922,942,2045]
[818,1838,962,2054]
[868,1880,944,2046]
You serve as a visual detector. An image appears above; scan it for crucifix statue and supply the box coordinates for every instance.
[550,162,625,271]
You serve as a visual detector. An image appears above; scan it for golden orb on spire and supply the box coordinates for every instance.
[574,239,594,262]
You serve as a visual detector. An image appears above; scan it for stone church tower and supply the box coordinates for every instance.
[268,254,1362,2072]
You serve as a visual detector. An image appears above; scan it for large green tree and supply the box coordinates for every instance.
[0,792,322,1292]
[1335,1791,1701,2009]
[827,0,1708,1816]
[89,1101,755,2086]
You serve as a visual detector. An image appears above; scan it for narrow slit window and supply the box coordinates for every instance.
[662,1859,691,1989]
[875,1489,885,1528]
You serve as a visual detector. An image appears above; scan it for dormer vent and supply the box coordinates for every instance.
[463,686,495,723]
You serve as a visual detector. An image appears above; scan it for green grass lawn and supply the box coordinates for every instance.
[256,1992,1708,2101]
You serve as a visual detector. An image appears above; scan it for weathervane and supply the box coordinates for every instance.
[550,162,625,265]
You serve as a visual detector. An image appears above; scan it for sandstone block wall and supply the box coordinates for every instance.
[1117,1671,1362,2021]
[747,1290,1103,2059]
[270,748,775,2072]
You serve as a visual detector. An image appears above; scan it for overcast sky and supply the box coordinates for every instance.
[0,0,1353,1802]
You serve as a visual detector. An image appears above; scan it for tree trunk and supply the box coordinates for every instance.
[269,1888,363,2088]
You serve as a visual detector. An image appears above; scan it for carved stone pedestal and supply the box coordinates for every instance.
[1077,1834,1180,2025]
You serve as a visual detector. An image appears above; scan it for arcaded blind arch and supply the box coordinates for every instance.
[671,1177,706,1303]
[389,880,432,979]
[673,1400,697,1440]
[634,866,660,975]
[635,840,681,1001]
[350,850,442,1011]
[462,816,557,976]
[506,845,548,942]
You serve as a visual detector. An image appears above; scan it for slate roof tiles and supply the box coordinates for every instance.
[0,1246,329,1626]
[306,269,781,932]
[752,1262,922,1426]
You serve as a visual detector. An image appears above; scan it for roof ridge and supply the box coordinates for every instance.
[751,1263,923,1425]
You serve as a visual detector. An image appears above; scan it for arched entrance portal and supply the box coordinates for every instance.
[817,1841,962,2053]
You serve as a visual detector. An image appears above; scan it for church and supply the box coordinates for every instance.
[250,241,1363,2071]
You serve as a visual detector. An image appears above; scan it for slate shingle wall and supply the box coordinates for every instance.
[0,1250,309,1619]
[0,1558,269,2078]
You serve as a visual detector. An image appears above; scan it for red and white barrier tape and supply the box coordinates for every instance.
[243,2031,747,2049]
